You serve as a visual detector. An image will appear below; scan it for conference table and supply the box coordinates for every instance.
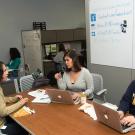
[10,87,135,135]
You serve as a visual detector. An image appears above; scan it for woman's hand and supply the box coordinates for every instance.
[71,92,81,104]
[118,110,124,119]
[15,95,23,100]
[54,72,62,80]
[120,115,135,126]
[20,98,29,105]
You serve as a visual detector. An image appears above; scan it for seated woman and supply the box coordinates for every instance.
[118,80,135,126]
[7,48,21,77]
[54,49,94,103]
[0,61,28,135]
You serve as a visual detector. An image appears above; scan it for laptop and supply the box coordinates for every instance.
[46,88,74,104]
[93,101,135,133]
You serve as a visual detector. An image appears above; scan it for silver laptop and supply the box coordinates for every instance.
[46,88,74,104]
[93,101,135,133]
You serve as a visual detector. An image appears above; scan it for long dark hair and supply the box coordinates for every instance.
[64,49,81,72]
[10,48,21,60]
[0,61,4,81]
[58,43,66,52]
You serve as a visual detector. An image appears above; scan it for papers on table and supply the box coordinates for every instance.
[13,106,35,118]
[32,97,51,103]
[28,89,51,103]
[78,103,97,120]
[28,89,46,97]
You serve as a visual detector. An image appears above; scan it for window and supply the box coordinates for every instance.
[45,44,57,56]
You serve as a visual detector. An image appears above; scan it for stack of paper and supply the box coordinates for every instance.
[28,89,46,97]
[78,103,97,120]
[13,106,35,117]
[32,97,51,103]
[28,89,51,103]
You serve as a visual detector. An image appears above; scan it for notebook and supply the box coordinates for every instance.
[93,101,135,133]
[46,88,74,104]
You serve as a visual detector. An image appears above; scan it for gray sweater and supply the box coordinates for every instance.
[57,67,94,98]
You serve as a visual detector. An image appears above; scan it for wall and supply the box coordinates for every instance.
[0,0,85,63]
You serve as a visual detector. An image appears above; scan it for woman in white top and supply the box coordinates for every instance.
[55,49,94,103]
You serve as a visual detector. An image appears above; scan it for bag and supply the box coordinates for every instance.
[47,71,57,86]
[32,77,50,88]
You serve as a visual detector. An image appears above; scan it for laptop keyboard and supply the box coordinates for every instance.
[121,124,131,130]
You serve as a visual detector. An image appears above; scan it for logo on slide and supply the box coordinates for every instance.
[91,32,96,36]
[120,20,127,33]
[91,13,96,22]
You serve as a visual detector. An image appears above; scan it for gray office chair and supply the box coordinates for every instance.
[1,78,20,96]
[18,64,30,77]
[92,73,107,103]
[20,75,34,91]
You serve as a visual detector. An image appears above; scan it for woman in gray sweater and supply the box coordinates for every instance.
[55,49,94,103]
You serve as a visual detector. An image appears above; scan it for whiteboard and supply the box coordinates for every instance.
[88,0,133,68]
[133,0,135,69]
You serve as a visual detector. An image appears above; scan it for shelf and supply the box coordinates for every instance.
[41,30,57,43]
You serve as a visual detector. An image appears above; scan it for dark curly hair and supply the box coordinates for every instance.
[58,43,66,52]
[10,48,21,60]
[64,49,81,72]
[0,61,4,81]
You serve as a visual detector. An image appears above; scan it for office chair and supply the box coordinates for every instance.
[18,64,30,77]
[92,73,107,103]
[20,75,34,92]
[1,78,20,96]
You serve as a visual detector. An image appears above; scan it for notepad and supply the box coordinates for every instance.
[12,106,33,117]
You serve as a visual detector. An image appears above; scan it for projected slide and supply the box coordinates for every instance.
[88,0,133,68]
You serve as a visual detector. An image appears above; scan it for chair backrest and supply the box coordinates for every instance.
[20,75,34,91]
[92,73,103,93]
[92,73,107,102]
[18,64,30,77]
[1,78,20,95]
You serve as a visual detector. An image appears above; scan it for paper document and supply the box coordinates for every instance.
[28,89,46,97]
[0,125,7,129]
[79,103,97,120]
[32,97,51,103]
[28,89,51,103]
